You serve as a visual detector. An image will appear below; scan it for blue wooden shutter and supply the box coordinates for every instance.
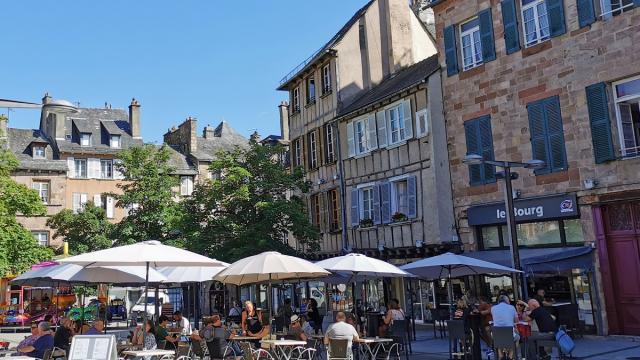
[350,188,359,227]
[380,182,391,224]
[479,116,496,183]
[546,0,566,37]
[576,0,596,28]
[528,100,551,174]
[586,83,616,163]
[478,8,496,62]
[464,120,483,185]
[544,96,568,172]
[444,25,459,77]
[501,0,520,55]
[406,176,417,219]
[372,185,381,225]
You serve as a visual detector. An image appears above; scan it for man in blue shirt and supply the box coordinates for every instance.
[19,321,54,359]
[85,319,105,335]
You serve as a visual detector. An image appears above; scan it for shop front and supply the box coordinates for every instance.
[465,193,600,334]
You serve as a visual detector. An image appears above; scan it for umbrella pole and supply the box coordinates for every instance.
[104,286,109,334]
[143,261,149,346]
[448,267,454,320]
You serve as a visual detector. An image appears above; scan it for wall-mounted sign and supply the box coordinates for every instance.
[467,193,579,226]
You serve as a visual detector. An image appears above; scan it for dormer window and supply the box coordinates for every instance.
[80,133,92,147]
[33,145,46,159]
[110,135,121,148]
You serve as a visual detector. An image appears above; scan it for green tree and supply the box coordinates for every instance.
[111,144,180,244]
[47,203,114,255]
[0,118,53,276]
[179,138,319,262]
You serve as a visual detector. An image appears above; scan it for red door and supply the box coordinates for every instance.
[602,202,640,335]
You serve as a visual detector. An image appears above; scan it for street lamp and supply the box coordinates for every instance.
[463,154,545,301]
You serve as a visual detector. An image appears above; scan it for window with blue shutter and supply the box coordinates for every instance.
[527,96,568,174]
[350,188,359,227]
[406,176,417,219]
[444,25,459,77]
[586,82,615,163]
[546,0,566,37]
[464,116,496,186]
[380,182,391,224]
[372,185,381,225]
[478,8,496,62]
[502,0,520,54]
[576,0,596,28]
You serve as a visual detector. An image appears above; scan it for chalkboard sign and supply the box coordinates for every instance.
[69,335,118,360]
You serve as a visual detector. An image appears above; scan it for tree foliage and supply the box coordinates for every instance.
[0,120,53,276]
[111,144,180,244]
[178,138,319,262]
[47,203,113,255]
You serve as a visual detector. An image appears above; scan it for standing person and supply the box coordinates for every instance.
[534,288,555,307]
[524,299,557,360]
[172,311,192,336]
[241,301,262,336]
[306,298,322,332]
[18,321,54,359]
[324,312,359,350]
[378,298,405,336]
[278,298,294,320]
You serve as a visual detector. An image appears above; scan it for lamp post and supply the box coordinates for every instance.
[463,154,545,301]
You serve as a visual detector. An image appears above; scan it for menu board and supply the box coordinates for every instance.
[69,335,117,360]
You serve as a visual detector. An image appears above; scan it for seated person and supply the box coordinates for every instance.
[277,298,294,321]
[18,321,54,359]
[378,298,405,336]
[534,288,555,307]
[85,319,105,335]
[53,318,73,353]
[491,295,519,359]
[300,315,314,337]
[324,312,359,348]
[172,310,192,336]
[14,322,39,356]
[288,315,308,342]
[206,314,242,359]
[248,313,271,339]
[524,299,557,360]
[155,315,179,349]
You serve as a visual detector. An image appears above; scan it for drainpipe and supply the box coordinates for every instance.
[334,120,349,251]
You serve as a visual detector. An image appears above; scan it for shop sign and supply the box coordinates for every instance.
[467,193,578,226]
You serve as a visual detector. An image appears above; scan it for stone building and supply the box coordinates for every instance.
[278,0,438,257]
[428,0,640,335]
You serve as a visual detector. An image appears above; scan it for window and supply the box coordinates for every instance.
[322,64,332,94]
[310,194,321,227]
[521,0,550,47]
[110,135,121,148]
[306,75,316,104]
[359,187,374,221]
[527,96,567,174]
[460,18,483,70]
[391,179,409,216]
[33,145,45,159]
[600,0,634,18]
[32,181,49,204]
[328,189,340,231]
[464,116,496,185]
[478,219,584,249]
[72,193,87,214]
[324,124,336,163]
[355,119,368,154]
[416,109,429,137]
[387,105,406,144]
[80,133,92,146]
[74,159,87,178]
[293,138,303,167]
[100,159,113,179]
[307,131,318,169]
[613,76,640,157]
[32,232,49,246]
[180,176,194,196]
[292,87,300,113]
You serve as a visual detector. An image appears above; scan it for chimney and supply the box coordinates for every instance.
[203,124,216,139]
[129,98,141,138]
[278,101,290,141]
[0,114,7,140]
[184,116,198,154]
[42,92,52,105]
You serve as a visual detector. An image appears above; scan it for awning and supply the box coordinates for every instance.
[463,246,594,274]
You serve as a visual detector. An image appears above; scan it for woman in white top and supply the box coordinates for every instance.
[378,298,405,336]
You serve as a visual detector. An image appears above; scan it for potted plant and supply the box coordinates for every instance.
[359,218,374,228]
[392,212,408,222]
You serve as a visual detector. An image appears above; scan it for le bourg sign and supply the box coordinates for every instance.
[467,193,579,226]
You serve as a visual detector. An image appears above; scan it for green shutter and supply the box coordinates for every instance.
[586,82,616,163]
[546,0,566,37]
[479,116,496,182]
[528,101,550,174]
[501,0,520,54]
[478,9,496,62]
[544,97,568,172]
[444,25,459,77]
[464,120,482,185]
[577,0,596,28]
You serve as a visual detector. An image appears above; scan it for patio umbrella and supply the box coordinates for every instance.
[400,252,520,319]
[11,264,167,286]
[213,251,330,320]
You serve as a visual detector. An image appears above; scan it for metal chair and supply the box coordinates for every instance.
[447,319,473,360]
[206,338,234,359]
[388,320,409,360]
[191,339,207,359]
[492,326,517,360]
[41,349,53,360]
[326,338,351,360]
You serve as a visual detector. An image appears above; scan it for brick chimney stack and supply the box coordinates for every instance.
[278,101,290,141]
[129,98,141,139]
[203,124,216,139]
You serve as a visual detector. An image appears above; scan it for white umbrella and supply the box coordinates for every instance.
[157,264,228,284]
[11,263,166,285]
[315,253,409,278]
[400,252,520,319]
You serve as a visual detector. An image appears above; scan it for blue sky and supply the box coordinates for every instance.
[2,1,367,142]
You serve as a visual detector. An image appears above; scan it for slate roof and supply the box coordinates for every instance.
[191,122,248,161]
[6,128,67,172]
[164,145,199,175]
[58,108,143,154]
[337,55,440,118]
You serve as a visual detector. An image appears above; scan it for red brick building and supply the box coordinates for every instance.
[426,0,640,335]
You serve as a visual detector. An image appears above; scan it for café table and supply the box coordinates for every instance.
[355,337,393,360]
[122,349,175,358]
[260,339,308,360]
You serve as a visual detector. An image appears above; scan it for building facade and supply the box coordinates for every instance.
[429,0,640,335]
